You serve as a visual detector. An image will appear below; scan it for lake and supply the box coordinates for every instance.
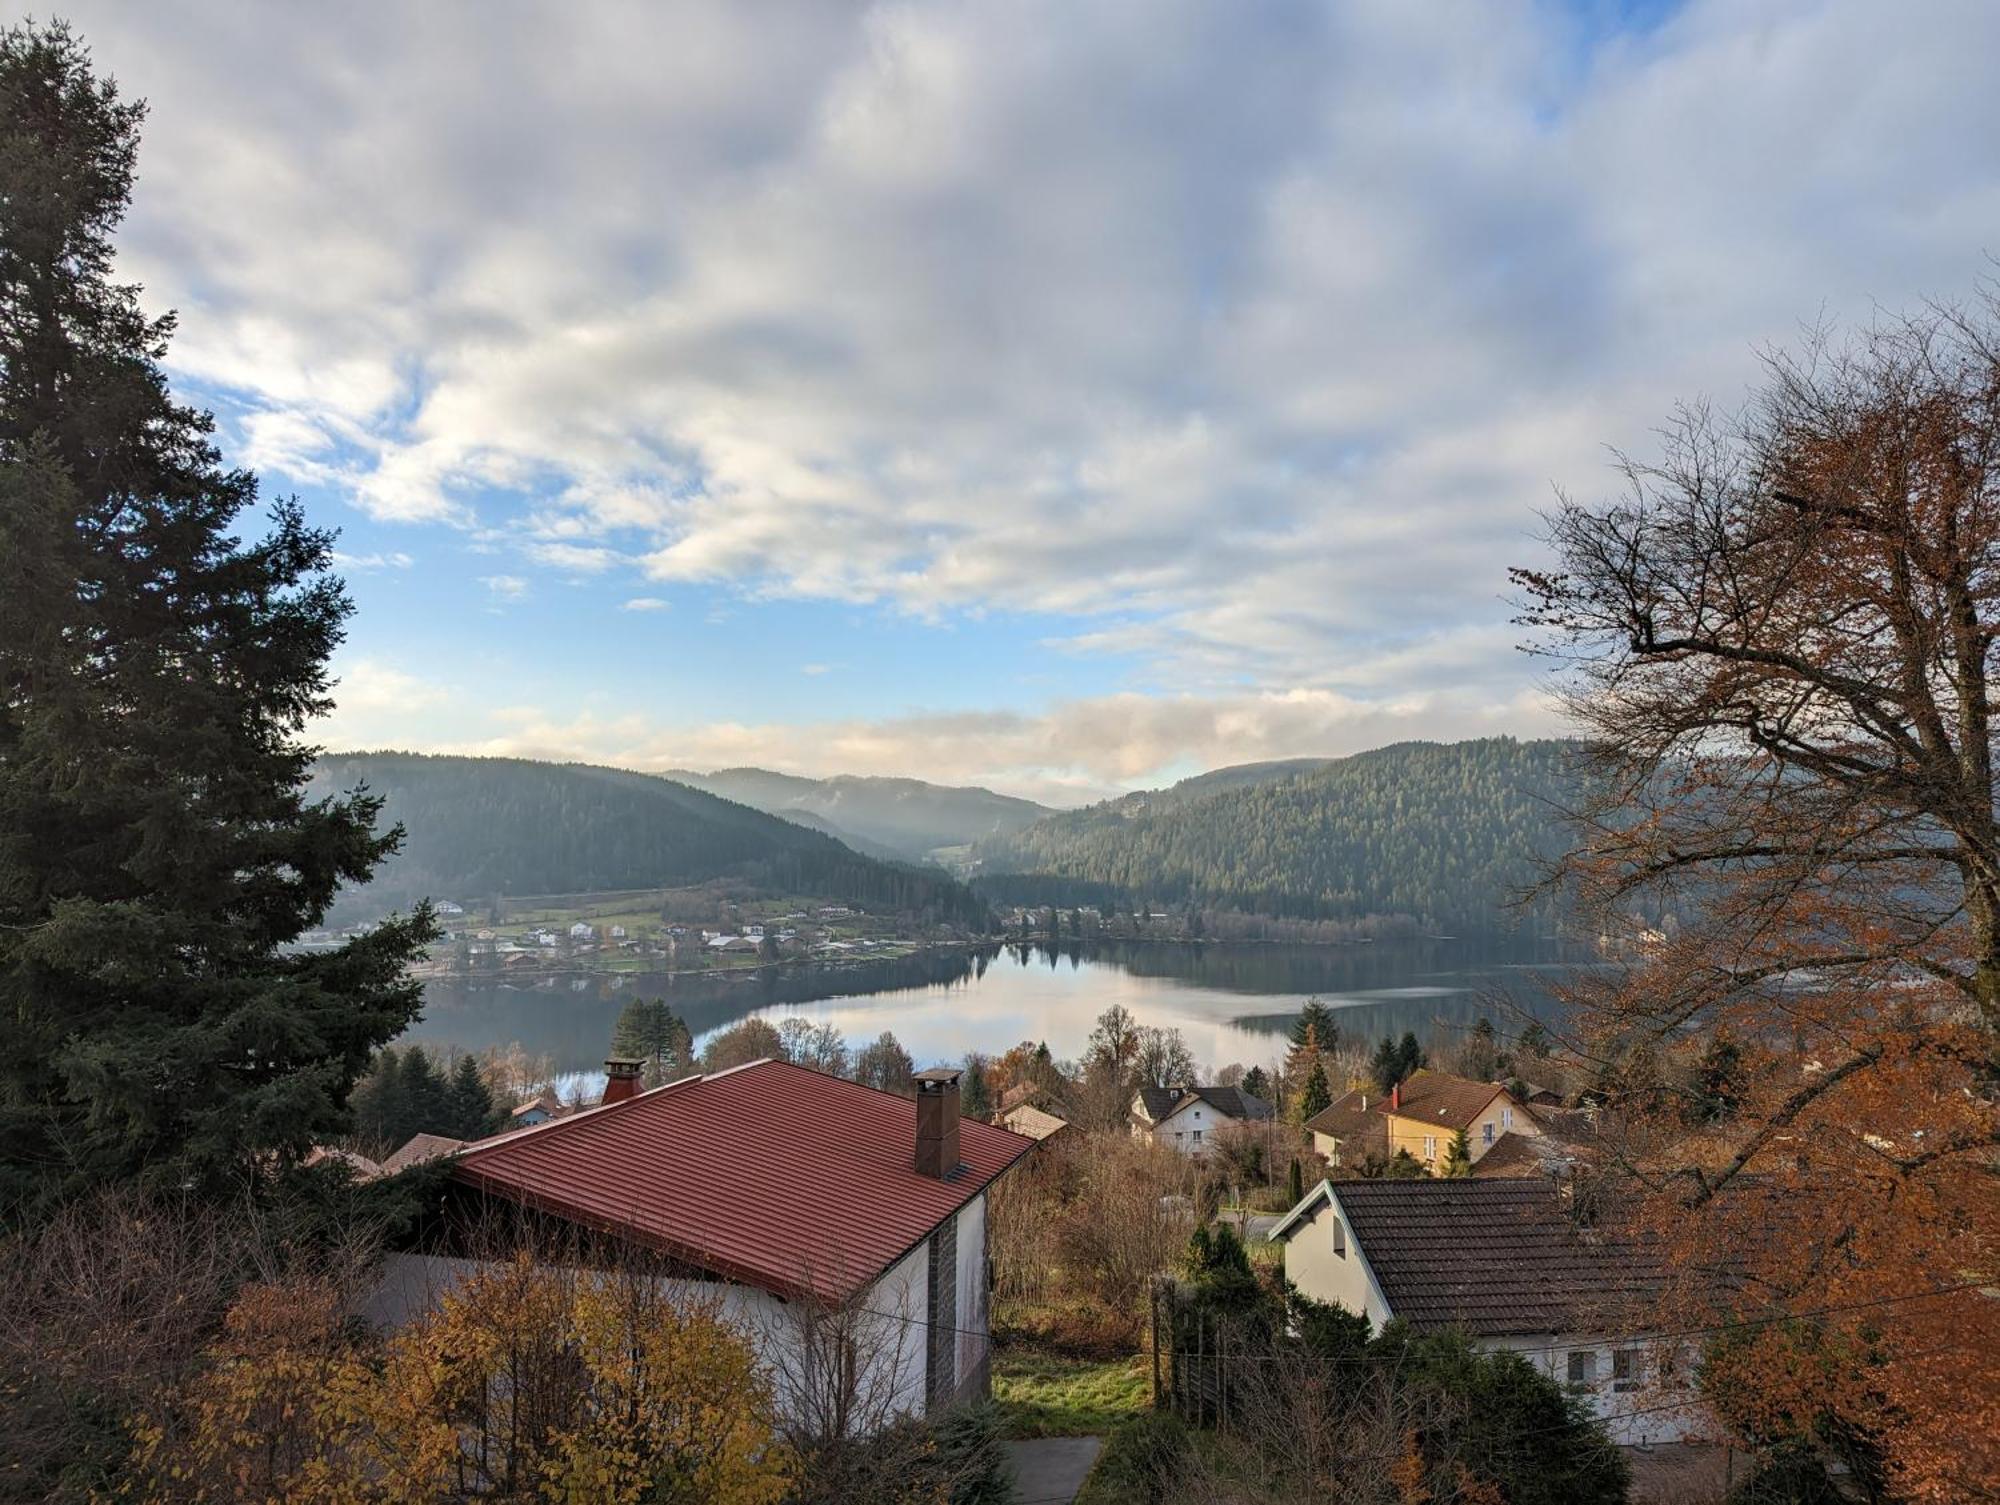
[402,936,1594,1089]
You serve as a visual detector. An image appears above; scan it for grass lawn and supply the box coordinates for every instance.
[991,1348,1152,1439]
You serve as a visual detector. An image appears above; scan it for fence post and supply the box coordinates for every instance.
[1195,1310,1206,1428]
[1150,1279,1163,1410]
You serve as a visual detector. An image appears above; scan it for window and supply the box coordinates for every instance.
[1566,1350,1597,1387]
[1612,1349,1642,1393]
[1423,1135,1437,1161]
[1501,1106,1514,1130]
[1174,1131,1184,1144]
[1482,1122,1495,1146]
[1330,1217,1346,1257]
[1191,1130,1204,1145]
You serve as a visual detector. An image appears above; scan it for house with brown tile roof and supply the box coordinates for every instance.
[1271,1177,1710,1445]
[380,1132,467,1176]
[1131,1083,1273,1155]
[509,1090,567,1126]
[1306,1069,1538,1174]
[1000,1103,1069,1142]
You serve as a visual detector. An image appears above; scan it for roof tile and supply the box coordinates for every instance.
[453,1058,1034,1301]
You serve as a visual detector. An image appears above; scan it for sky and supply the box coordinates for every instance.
[59,0,2000,804]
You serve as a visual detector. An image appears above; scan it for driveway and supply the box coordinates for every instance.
[1002,1436,1103,1504]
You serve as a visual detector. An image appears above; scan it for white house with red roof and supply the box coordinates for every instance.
[362,1057,1035,1429]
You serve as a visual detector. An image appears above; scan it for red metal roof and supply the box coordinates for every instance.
[451,1058,1034,1301]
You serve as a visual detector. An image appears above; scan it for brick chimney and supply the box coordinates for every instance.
[1390,1081,1400,1113]
[601,1056,645,1105]
[913,1067,963,1179]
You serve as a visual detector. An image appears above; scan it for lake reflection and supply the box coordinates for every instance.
[403,937,1590,1078]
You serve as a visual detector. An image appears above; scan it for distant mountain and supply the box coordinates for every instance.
[309,753,988,926]
[662,767,1054,860]
[971,738,1578,934]
[764,806,907,863]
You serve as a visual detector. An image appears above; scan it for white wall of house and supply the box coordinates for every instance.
[953,1193,990,1393]
[1277,1195,1394,1328]
[1136,1098,1237,1154]
[1486,1334,1711,1445]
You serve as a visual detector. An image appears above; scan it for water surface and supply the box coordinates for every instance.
[403,937,1589,1080]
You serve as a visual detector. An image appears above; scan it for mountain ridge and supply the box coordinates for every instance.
[970,737,1578,933]
[309,752,988,926]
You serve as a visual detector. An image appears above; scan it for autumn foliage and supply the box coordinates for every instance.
[1517,298,2000,1498]
[134,1252,789,1504]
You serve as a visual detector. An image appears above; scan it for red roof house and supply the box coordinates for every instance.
[370,1057,1035,1424]
[452,1058,1033,1303]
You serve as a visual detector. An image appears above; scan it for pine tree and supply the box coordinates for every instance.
[1287,1156,1304,1207]
[1441,1126,1473,1177]
[612,997,692,1085]
[961,1054,991,1119]
[1290,998,1337,1055]
[1241,1065,1269,1103]
[1370,1036,1403,1093]
[349,1049,407,1152]
[0,23,433,1214]
[1296,1058,1333,1124]
[1397,1032,1427,1082]
[394,1047,450,1142]
[445,1052,499,1139]
[1517,1019,1552,1059]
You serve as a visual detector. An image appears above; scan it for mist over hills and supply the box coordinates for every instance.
[662,766,1053,860]
[970,738,1578,935]
[307,753,988,926]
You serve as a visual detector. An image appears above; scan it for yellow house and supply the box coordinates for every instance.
[1307,1069,1539,1174]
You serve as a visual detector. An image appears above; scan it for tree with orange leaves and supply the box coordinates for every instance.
[1515,296,2000,1499]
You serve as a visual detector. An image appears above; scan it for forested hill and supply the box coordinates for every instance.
[971,738,1579,933]
[307,754,989,925]
[662,766,1054,860]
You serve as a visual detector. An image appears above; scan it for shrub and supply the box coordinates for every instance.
[1082,1412,1189,1505]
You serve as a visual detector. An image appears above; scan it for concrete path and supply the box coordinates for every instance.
[1002,1436,1104,1505]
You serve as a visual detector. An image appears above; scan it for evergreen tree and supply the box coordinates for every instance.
[1370,1036,1404,1093]
[1240,1065,1269,1102]
[1397,1032,1427,1082]
[1517,1019,1552,1059]
[1287,1156,1304,1207]
[1289,998,1337,1055]
[1441,1126,1473,1177]
[445,1052,500,1139]
[1685,1032,1745,1126]
[961,1053,991,1119]
[394,1046,451,1142]
[612,996,693,1085]
[0,23,432,1214]
[348,1048,407,1151]
[1296,1058,1333,1124]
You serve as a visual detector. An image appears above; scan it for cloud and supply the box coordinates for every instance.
[620,596,670,612]
[403,684,1566,802]
[65,0,2000,708]
[330,549,415,571]
[479,574,528,602]
[800,663,831,676]
[524,541,620,573]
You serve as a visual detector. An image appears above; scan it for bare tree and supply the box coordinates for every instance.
[1133,1025,1198,1090]
[1516,297,2000,1497]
